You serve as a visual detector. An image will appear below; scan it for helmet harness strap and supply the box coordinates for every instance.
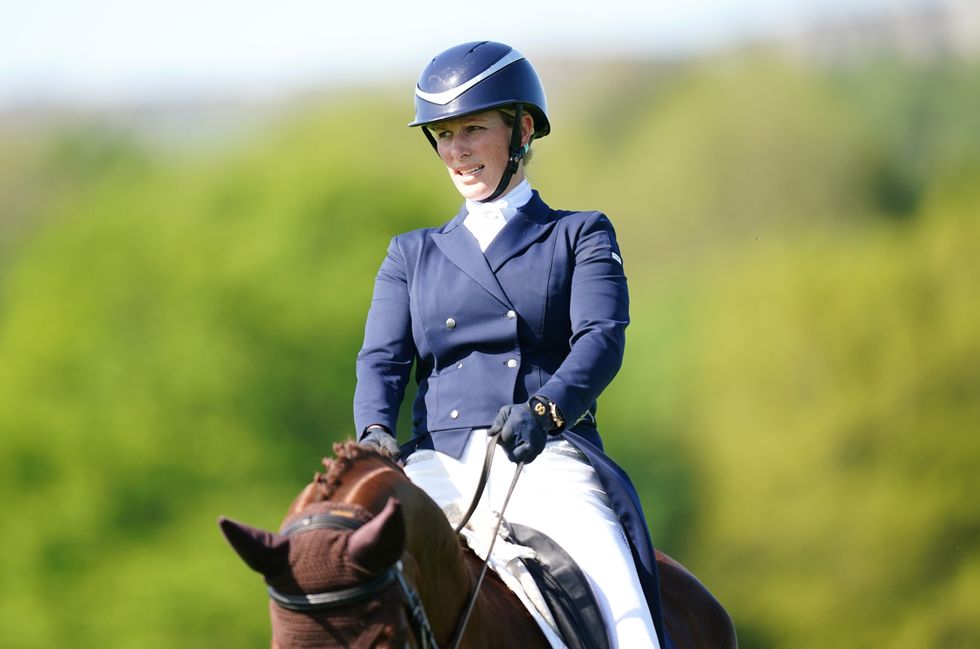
[422,126,438,153]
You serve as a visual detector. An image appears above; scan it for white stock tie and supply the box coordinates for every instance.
[464,203,507,252]
[463,180,533,252]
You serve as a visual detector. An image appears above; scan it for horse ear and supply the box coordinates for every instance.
[348,498,405,574]
[218,516,291,577]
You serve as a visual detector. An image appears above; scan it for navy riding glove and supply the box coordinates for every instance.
[359,426,401,460]
[490,403,548,464]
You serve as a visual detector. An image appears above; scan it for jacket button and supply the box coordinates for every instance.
[505,310,516,319]
[506,359,518,368]
[450,409,460,419]
[445,317,456,329]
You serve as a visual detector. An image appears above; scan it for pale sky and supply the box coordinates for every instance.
[0,0,934,107]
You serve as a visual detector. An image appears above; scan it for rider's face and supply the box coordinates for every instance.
[430,110,531,201]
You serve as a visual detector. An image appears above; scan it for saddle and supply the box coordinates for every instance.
[431,430,611,649]
[450,501,609,649]
[403,428,625,648]
[506,522,610,649]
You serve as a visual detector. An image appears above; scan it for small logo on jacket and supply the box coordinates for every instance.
[611,252,623,265]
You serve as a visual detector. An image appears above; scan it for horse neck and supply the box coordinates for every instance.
[394,476,474,611]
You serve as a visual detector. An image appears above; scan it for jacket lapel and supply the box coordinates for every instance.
[483,192,556,273]
[431,210,512,307]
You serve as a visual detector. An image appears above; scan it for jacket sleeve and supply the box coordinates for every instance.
[353,236,415,438]
[536,213,629,424]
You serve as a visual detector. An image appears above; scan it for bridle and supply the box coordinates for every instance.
[269,434,521,649]
[268,510,439,649]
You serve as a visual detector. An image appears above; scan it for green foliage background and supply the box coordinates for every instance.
[1,52,977,647]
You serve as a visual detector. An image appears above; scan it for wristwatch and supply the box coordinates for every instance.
[528,395,565,433]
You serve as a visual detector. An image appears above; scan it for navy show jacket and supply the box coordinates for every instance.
[354,191,628,455]
[353,191,671,645]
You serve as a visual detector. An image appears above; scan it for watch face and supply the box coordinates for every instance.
[533,401,547,416]
[549,405,564,427]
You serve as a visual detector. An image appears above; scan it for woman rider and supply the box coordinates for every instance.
[354,40,666,649]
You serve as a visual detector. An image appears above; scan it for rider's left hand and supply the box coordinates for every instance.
[490,404,547,464]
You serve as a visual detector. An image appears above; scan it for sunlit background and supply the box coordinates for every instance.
[2,1,978,647]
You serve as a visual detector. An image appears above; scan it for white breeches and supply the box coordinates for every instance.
[404,430,660,649]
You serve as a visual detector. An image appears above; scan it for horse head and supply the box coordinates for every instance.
[219,442,422,648]
[219,441,553,649]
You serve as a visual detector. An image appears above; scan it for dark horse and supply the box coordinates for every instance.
[219,442,737,648]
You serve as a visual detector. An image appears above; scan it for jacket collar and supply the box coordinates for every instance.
[431,206,510,306]
[432,191,556,304]
[483,191,555,272]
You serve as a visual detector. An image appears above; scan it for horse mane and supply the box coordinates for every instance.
[313,440,401,501]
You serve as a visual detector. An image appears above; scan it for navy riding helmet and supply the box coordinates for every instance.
[409,41,551,202]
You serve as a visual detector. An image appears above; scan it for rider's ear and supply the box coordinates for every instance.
[218,516,291,577]
[348,498,405,575]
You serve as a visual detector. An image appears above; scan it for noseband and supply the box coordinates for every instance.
[269,511,439,649]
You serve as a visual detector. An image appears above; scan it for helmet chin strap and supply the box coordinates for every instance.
[480,103,527,203]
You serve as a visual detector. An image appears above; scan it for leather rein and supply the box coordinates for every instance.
[268,432,521,649]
